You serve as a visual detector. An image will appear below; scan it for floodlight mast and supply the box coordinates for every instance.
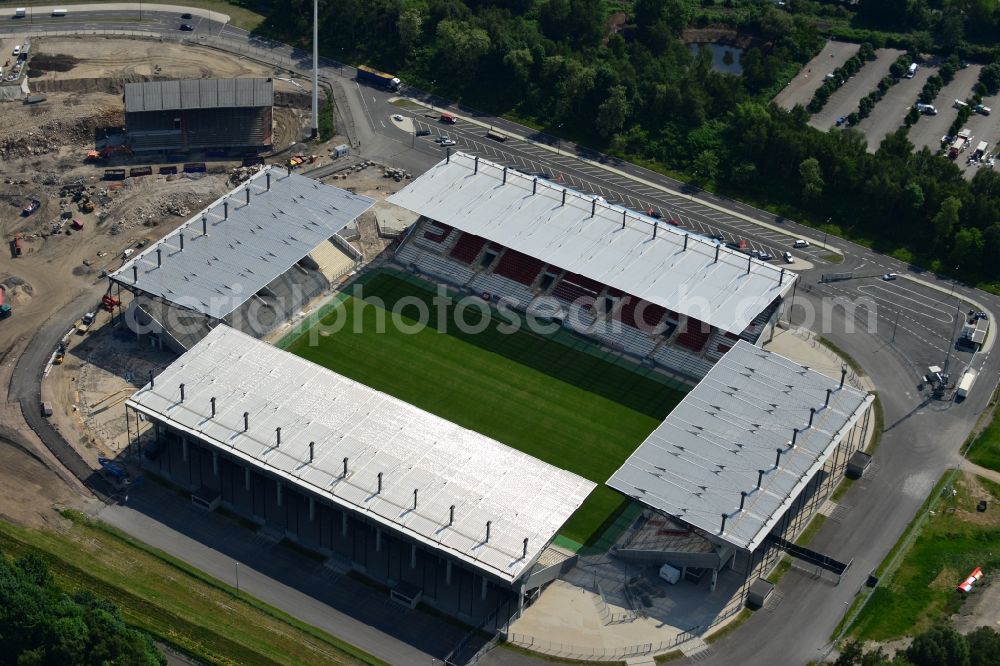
[311,0,319,139]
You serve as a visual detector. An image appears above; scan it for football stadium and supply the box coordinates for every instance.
[123,153,873,637]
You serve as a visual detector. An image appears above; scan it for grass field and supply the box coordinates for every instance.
[968,399,1000,473]
[0,511,383,666]
[847,472,1000,640]
[284,271,686,546]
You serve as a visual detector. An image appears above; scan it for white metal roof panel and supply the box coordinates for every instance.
[387,153,796,334]
[126,325,595,583]
[606,340,872,552]
[109,166,374,319]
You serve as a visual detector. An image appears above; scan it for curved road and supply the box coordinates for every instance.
[3,8,1000,666]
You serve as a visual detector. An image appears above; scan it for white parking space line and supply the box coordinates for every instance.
[856,285,956,323]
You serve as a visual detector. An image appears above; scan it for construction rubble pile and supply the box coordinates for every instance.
[0,116,104,160]
[228,164,264,186]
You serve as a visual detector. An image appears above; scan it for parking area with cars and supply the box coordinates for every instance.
[855,62,936,151]
[907,65,982,152]
[810,48,905,131]
[773,40,860,111]
[953,91,1000,177]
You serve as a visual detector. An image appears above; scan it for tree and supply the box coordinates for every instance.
[981,64,1000,96]
[950,227,984,273]
[799,157,824,200]
[904,182,925,210]
[967,626,1000,666]
[905,625,970,666]
[397,8,425,54]
[596,86,630,137]
[435,19,491,75]
[931,197,963,244]
[691,150,719,184]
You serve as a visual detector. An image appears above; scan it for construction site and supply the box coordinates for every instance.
[0,33,417,530]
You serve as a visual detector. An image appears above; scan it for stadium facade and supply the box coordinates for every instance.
[124,78,273,154]
[607,340,873,607]
[387,152,797,384]
[120,152,873,632]
[127,325,594,626]
[108,165,373,352]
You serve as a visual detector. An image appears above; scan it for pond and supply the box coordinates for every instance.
[687,42,744,75]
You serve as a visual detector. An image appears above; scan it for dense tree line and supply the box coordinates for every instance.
[0,551,164,665]
[256,0,1000,286]
[835,625,1000,666]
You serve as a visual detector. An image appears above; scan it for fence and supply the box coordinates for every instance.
[505,623,703,662]
[594,582,638,625]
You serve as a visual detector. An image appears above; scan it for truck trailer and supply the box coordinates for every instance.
[356,65,401,91]
[957,368,978,399]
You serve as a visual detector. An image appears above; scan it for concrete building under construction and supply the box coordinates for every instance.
[124,78,273,154]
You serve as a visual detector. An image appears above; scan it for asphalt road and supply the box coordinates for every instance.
[5,11,1000,666]
[855,62,934,152]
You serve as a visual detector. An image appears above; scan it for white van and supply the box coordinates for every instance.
[906,63,918,78]
[659,563,681,585]
[793,239,810,248]
[51,8,67,16]
[14,8,26,18]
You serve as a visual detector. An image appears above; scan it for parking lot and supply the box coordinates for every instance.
[811,273,977,379]
[856,62,936,151]
[953,90,1000,178]
[907,65,982,152]
[810,48,905,131]
[773,40,860,111]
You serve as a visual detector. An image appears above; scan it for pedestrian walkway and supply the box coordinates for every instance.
[963,461,1000,484]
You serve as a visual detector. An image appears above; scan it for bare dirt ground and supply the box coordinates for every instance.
[773,40,860,111]
[29,37,304,92]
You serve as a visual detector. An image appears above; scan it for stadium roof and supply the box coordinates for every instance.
[124,78,273,112]
[126,325,595,583]
[606,340,872,552]
[387,153,796,334]
[109,166,374,320]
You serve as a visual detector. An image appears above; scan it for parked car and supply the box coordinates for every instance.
[882,273,897,281]
[181,12,192,18]
[783,251,794,264]
[392,114,404,121]
[415,129,431,136]
[758,251,773,261]
[793,239,809,248]
[440,138,457,147]
[179,23,194,31]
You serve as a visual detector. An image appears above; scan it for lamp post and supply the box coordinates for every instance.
[235,561,240,593]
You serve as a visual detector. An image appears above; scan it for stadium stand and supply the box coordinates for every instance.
[552,272,604,303]
[493,249,546,286]
[470,272,537,308]
[674,318,713,353]
[450,233,489,264]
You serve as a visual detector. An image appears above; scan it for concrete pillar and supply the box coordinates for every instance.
[481,576,488,600]
[518,583,526,616]
[276,481,283,507]
[212,451,218,477]
[244,466,251,491]
[446,559,452,585]
[375,528,382,552]
[341,511,348,537]
[308,497,315,521]
[181,437,188,462]
[411,543,417,569]
[710,568,718,592]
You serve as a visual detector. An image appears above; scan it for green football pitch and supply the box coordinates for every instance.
[283,271,686,546]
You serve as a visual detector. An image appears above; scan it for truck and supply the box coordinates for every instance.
[976,104,992,116]
[906,63,918,78]
[957,368,978,399]
[439,112,457,124]
[949,129,973,159]
[14,8,26,18]
[356,65,401,91]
